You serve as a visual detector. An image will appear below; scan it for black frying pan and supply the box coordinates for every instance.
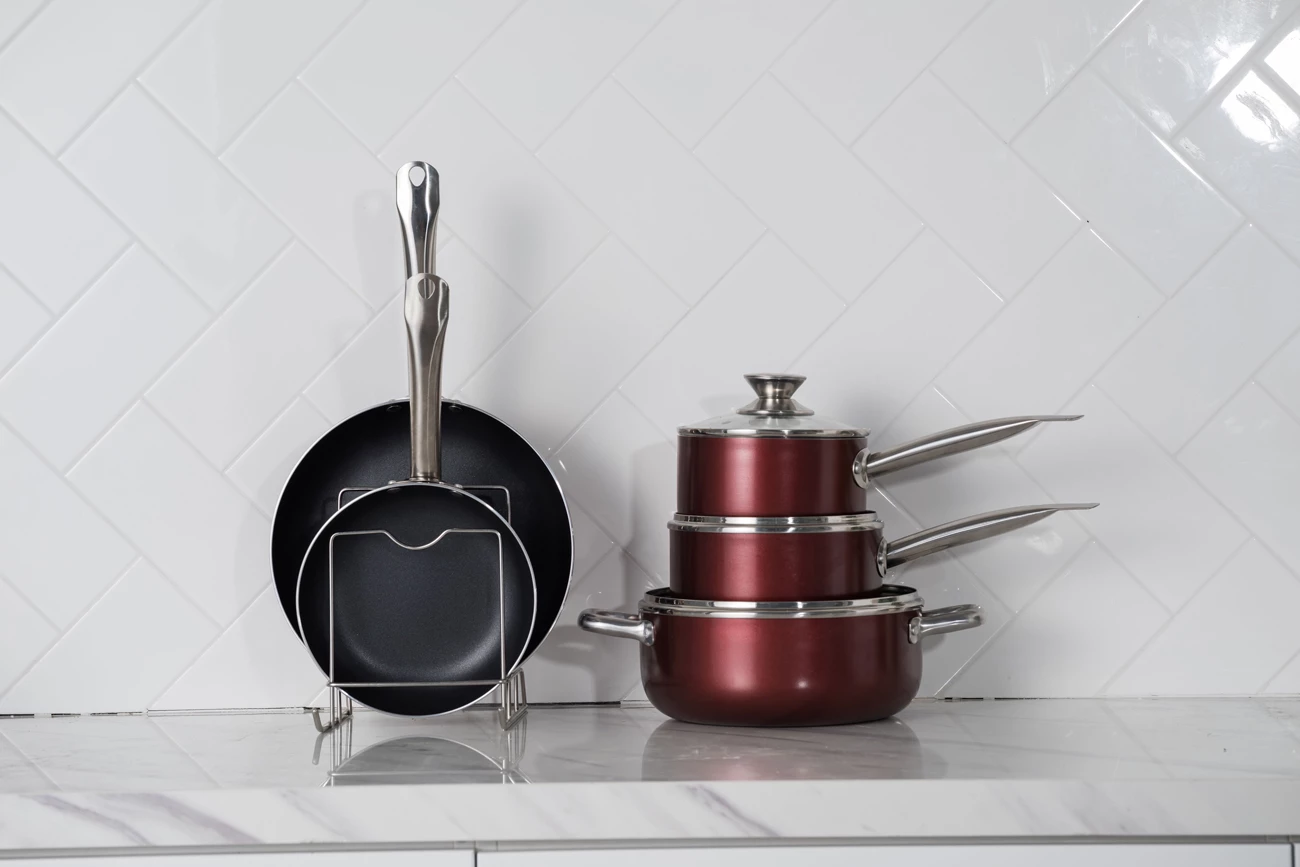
[296,164,537,716]
[271,167,572,664]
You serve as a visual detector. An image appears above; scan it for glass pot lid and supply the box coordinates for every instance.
[678,374,867,438]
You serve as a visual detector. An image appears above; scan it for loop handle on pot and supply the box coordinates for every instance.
[853,414,1082,489]
[883,503,1098,571]
[909,604,983,644]
[578,609,655,646]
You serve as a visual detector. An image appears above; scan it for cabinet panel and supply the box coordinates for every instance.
[481,843,1291,867]
[1,852,473,866]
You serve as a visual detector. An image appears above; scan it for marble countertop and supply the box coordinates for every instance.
[1,698,1299,853]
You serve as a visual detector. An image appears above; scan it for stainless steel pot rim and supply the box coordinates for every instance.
[640,585,924,618]
[668,512,883,533]
[677,425,868,439]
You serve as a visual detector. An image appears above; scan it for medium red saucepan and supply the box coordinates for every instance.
[668,502,1097,601]
[678,374,1079,517]
[579,587,980,727]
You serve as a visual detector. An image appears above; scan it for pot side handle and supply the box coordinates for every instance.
[854,415,1082,489]
[912,604,983,643]
[578,609,655,646]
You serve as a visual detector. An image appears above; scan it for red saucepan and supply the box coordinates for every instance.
[668,502,1096,601]
[679,373,1080,517]
[579,586,980,727]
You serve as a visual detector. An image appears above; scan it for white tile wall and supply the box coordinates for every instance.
[0,0,1298,712]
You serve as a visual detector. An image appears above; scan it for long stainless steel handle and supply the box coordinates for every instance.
[853,415,1082,489]
[884,503,1098,571]
[910,604,983,643]
[396,161,439,277]
[397,162,448,482]
[578,609,655,646]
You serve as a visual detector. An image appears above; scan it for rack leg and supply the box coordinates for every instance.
[497,669,527,730]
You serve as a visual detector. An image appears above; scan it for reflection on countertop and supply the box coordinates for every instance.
[3,697,1300,793]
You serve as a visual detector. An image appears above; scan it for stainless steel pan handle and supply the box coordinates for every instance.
[397,162,448,482]
[910,604,983,643]
[578,609,655,646]
[853,415,1082,489]
[882,503,1098,572]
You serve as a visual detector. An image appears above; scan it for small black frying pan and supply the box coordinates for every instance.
[296,165,537,716]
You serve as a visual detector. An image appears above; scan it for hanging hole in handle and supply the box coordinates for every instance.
[408,164,427,186]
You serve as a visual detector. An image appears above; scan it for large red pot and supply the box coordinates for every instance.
[678,374,1078,517]
[579,586,982,727]
[668,503,1096,601]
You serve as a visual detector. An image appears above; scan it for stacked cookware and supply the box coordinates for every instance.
[271,163,572,721]
[581,373,1095,726]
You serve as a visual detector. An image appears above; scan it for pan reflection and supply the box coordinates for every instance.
[640,717,944,781]
[326,732,528,786]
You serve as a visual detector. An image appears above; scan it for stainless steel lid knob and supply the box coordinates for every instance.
[737,373,815,417]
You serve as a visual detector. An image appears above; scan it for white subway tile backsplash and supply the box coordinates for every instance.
[0,246,208,469]
[1015,71,1242,294]
[621,233,843,438]
[69,405,270,627]
[0,426,136,630]
[1109,540,1300,695]
[381,83,606,307]
[147,244,368,467]
[933,0,1140,141]
[772,0,987,142]
[0,0,203,151]
[1018,387,1249,611]
[1181,383,1300,575]
[139,0,362,151]
[795,231,1002,432]
[1,0,1297,710]
[856,73,1079,296]
[1178,71,1300,263]
[222,84,397,308]
[616,0,831,147]
[0,560,217,714]
[62,87,290,309]
[302,0,519,152]
[457,0,673,149]
[937,229,1163,420]
[539,81,763,303]
[461,239,685,454]
[1097,227,1300,451]
[697,76,922,301]
[0,114,128,312]
[1093,0,1299,134]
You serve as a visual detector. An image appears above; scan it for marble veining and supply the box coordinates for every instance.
[0,698,1298,851]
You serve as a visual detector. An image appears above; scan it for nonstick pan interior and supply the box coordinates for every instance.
[272,398,572,662]
[296,481,536,716]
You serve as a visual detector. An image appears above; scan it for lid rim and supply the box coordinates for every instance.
[639,585,924,618]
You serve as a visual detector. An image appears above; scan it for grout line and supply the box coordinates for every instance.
[368,0,529,157]
[527,0,683,154]
[843,0,998,151]
[52,0,215,159]
[208,0,374,159]
[144,715,222,786]
[59,238,298,478]
[1004,0,1151,145]
[1261,644,1300,693]
[1097,534,1255,695]
[0,557,141,708]
[0,571,60,635]
[0,0,51,55]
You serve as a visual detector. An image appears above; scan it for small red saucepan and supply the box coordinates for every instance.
[668,503,1096,601]
[678,373,1079,517]
[579,587,980,727]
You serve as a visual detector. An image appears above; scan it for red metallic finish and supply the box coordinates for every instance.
[669,526,883,601]
[640,609,921,727]
[678,435,867,516]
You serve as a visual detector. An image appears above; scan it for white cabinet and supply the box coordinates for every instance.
[1,852,473,866]
[480,843,1291,867]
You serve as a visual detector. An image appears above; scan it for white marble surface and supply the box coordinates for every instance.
[0,698,1299,853]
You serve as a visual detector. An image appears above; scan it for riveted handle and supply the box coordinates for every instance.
[854,415,1083,489]
[909,604,983,644]
[578,609,655,646]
